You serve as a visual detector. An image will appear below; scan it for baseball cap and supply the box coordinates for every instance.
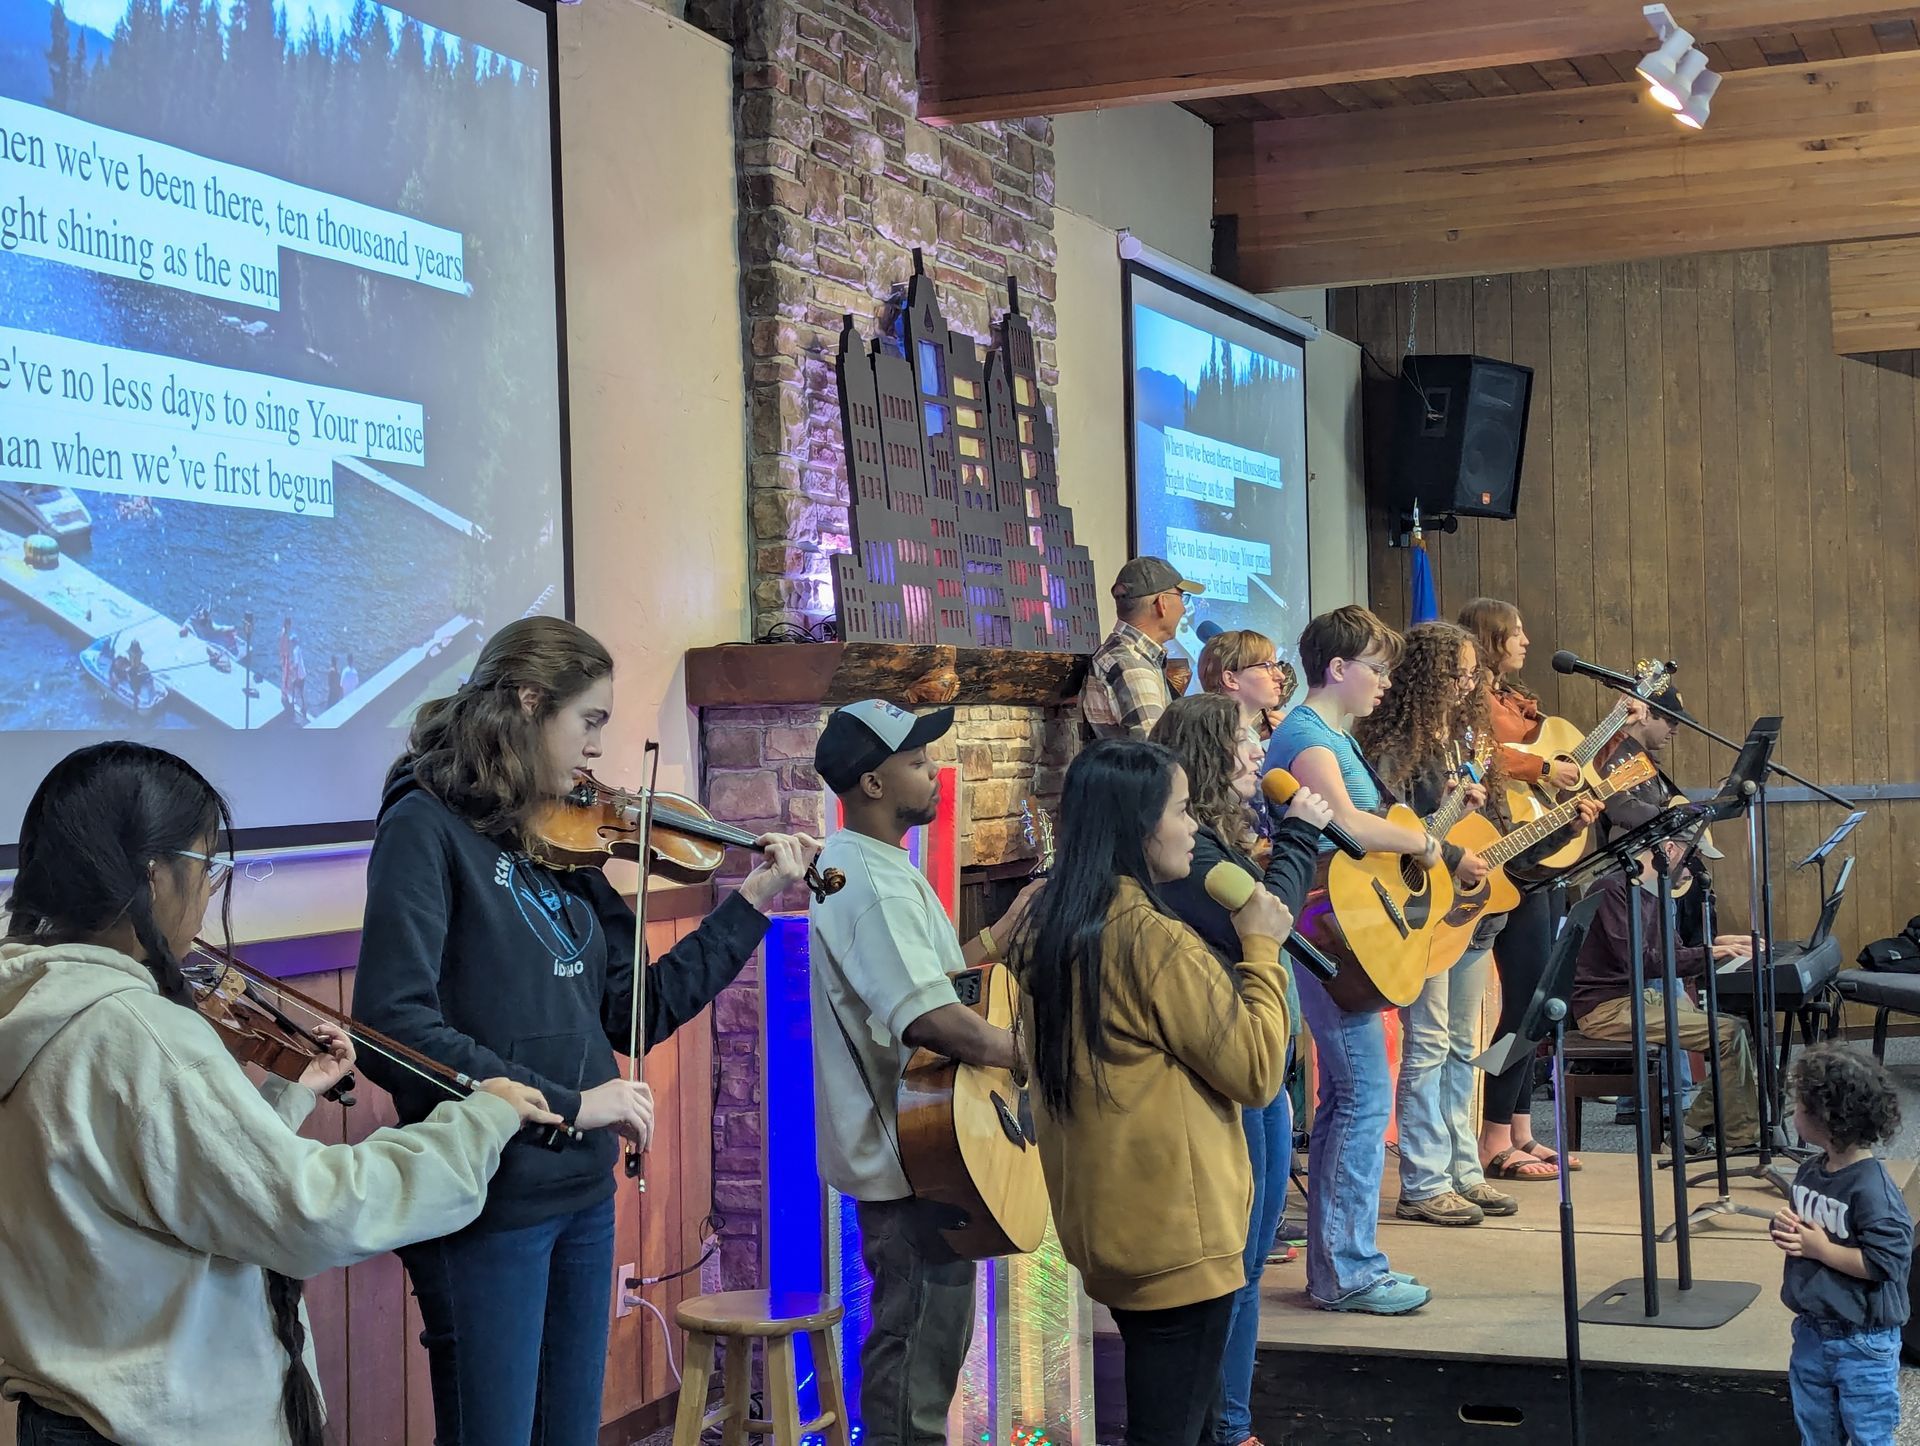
[1111,556,1203,602]
[1647,682,1695,727]
[814,700,955,794]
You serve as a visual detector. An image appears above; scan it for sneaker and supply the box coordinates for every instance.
[1390,1270,1421,1285]
[1460,1182,1519,1216]
[1323,1277,1432,1315]
[1395,1190,1485,1226]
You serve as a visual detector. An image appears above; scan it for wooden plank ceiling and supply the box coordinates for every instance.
[913,0,1920,123]
[1183,18,1920,123]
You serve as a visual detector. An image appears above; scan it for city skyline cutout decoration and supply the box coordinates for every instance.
[833,253,1099,653]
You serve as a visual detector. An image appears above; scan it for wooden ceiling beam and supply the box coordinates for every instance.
[914,0,1920,123]
[1216,50,1920,290]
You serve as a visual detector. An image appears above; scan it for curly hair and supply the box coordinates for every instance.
[1149,692,1258,855]
[1788,1043,1902,1152]
[1356,623,1478,792]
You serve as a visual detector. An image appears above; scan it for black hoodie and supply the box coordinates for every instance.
[351,766,770,1230]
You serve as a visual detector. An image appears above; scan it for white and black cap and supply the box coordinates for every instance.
[814,700,955,795]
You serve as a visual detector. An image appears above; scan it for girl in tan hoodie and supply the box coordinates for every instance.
[1012,738,1294,1446]
[0,743,558,1446]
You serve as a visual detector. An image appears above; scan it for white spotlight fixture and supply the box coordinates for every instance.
[1675,69,1722,128]
[1637,5,1720,128]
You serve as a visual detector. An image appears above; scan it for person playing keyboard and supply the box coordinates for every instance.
[1569,841,1765,1149]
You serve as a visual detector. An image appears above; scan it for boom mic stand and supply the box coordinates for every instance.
[1583,691,1853,1195]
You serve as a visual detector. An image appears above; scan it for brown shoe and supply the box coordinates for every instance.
[1396,1190,1485,1226]
[1460,1182,1519,1216]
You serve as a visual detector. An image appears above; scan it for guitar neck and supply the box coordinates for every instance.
[1569,697,1632,769]
[1484,768,1642,867]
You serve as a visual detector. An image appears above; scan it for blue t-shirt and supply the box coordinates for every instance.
[1266,705,1382,852]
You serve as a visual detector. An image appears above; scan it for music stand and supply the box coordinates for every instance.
[1530,803,1760,1330]
[1472,890,1608,1446]
[1796,810,1866,915]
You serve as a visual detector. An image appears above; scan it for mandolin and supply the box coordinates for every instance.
[893,800,1053,1260]
[1500,660,1674,869]
[1428,753,1658,973]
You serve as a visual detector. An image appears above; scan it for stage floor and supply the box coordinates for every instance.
[1249,1150,1920,1371]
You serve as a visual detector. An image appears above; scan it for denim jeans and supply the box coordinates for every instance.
[1295,969,1393,1304]
[855,1196,978,1446]
[1396,948,1493,1200]
[1788,1317,1902,1446]
[14,1398,112,1446]
[1214,1053,1293,1443]
[398,1194,617,1446]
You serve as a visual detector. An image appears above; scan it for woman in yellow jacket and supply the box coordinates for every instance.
[1011,737,1294,1446]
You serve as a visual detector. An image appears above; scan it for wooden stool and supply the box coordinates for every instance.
[1559,1030,1667,1153]
[672,1290,850,1446]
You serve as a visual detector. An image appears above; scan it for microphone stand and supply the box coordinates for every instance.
[1583,686,1851,1195]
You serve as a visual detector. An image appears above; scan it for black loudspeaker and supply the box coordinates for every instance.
[1389,354,1533,520]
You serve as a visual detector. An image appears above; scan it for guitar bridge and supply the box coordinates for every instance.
[1371,879,1411,939]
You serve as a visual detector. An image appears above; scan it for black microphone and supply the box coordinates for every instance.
[1262,768,1368,860]
[1195,620,1223,643]
[1550,650,1640,690]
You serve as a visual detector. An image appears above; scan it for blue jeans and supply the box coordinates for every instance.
[1396,948,1493,1200]
[1295,969,1392,1304]
[399,1195,617,1446]
[1789,1317,1902,1445]
[1214,1055,1294,1443]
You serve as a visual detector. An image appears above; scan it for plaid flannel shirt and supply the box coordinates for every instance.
[1081,620,1172,740]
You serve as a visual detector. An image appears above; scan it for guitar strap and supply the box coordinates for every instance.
[823,973,916,1189]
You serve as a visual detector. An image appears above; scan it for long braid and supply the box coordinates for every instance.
[264,1271,326,1446]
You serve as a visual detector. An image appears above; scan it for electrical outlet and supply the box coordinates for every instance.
[614,1262,636,1317]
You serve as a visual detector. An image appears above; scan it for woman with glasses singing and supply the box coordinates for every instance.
[1263,606,1439,1317]
[1198,629,1298,743]
[0,742,562,1446]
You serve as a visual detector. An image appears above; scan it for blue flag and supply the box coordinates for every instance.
[1409,535,1439,624]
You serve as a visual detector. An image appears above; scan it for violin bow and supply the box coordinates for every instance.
[189,938,585,1142]
[623,740,662,1191]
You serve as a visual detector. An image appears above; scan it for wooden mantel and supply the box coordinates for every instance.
[685,642,1091,709]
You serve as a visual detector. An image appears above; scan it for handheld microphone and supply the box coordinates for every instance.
[1201,861,1339,982]
[1261,767,1368,860]
[1550,650,1641,690]
[1194,620,1223,643]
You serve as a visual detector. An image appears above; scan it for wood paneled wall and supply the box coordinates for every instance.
[0,912,715,1446]
[1332,245,1920,962]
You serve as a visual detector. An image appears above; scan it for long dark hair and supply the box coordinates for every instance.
[1459,597,1534,699]
[1151,693,1255,855]
[3,742,325,1446]
[400,616,612,845]
[1356,622,1475,792]
[1009,739,1178,1119]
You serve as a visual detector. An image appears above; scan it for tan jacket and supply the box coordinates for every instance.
[1022,879,1290,1311]
[0,942,522,1445]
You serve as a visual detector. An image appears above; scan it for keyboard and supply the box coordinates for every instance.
[1713,937,1842,1011]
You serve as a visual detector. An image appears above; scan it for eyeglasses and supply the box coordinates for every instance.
[1242,661,1289,677]
[1347,658,1393,681]
[170,850,233,888]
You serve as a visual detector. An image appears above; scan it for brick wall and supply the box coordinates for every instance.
[684,0,1073,1289]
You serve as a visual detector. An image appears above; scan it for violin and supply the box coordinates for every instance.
[184,938,585,1145]
[529,770,845,904]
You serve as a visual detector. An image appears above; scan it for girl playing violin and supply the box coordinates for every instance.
[350,616,820,1446]
[0,742,560,1446]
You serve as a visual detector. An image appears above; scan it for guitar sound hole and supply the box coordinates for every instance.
[1400,855,1426,893]
[990,1091,1027,1149]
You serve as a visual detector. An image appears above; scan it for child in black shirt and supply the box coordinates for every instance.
[1771,1043,1913,1446]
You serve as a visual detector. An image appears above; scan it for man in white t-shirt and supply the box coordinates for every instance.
[809,700,1036,1446]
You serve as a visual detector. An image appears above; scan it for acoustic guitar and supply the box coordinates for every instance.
[1428,753,1658,973]
[894,802,1052,1260]
[1299,801,1456,1013]
[1501,660,1675,870]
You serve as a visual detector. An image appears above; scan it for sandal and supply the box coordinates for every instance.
[1520,1139,1581,1172]
[1483,1147,1558,1181]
